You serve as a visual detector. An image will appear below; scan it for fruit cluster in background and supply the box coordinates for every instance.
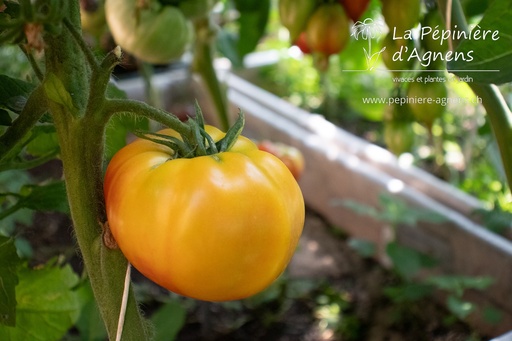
[278,0,370,71]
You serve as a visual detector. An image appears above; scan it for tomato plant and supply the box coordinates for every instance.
[104,123,305,301]
[105,0,191,64]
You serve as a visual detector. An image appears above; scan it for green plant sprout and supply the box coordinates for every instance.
[341,192,500,326]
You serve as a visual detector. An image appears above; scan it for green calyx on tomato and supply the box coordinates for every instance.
[104,103,305,302]
[105,0,191,64]
[135,102,244,159]
[279,0,317,43]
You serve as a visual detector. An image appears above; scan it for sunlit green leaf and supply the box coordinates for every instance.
[43,73,76,111]
[25,125,59,157]
[448,0,512,84]
[446,295,475,320]
[0,263,81,340]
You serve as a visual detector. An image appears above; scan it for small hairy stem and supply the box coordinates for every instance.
[87,47,123,123]
[192,17,230,131]
[62,17,100,72]
[105,98,192,136]
[20,45,44,81]
[0,149,59,172]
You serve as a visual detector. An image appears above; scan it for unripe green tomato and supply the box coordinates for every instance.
[407,76,448,128]
[381,0,420,34]
[384,119,415,155]
[306,3,350,56]
[105,0,191,64]
[381,32,415,76]
[279,0,317,43]
[421,9,449,54]
[178,0,213,20]
[80,2,107,39]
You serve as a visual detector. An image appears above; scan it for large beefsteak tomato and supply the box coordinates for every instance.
[104,125,305,301]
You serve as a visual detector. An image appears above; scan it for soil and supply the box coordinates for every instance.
[23,207,487,341]
[171,210,485,341]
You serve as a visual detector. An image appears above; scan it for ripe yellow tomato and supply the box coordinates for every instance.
[104,125,305,301]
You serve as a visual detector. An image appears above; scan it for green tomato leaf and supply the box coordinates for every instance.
[427,275,494,297]
[447,0,512,84]
[0,75,35,114]
[234,0,270,61]
[25,125,59,157]
[105,113,149,160]
[383,282,434,303]
[347,238,376,258]
[218,0,270,68]
[216,30,242,67]
[43,73,76,111]
[151,301,187,341]
[0,263,81,340]
[0,236,21,327]
[386,242,436,280]
[106,81,127,100]
[0,109,12,126]
[19,181,69,214]
[446,295,475,320]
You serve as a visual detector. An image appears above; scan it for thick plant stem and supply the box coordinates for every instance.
[438,0,512,188]
[43,1,150,339]
[192,17,230,131]
[51,115,150,341]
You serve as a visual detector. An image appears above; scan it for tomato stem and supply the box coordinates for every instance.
[41,2,151,339]
[192,17,231,131]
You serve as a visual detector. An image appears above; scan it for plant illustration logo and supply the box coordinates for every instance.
[351,18,386,70]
